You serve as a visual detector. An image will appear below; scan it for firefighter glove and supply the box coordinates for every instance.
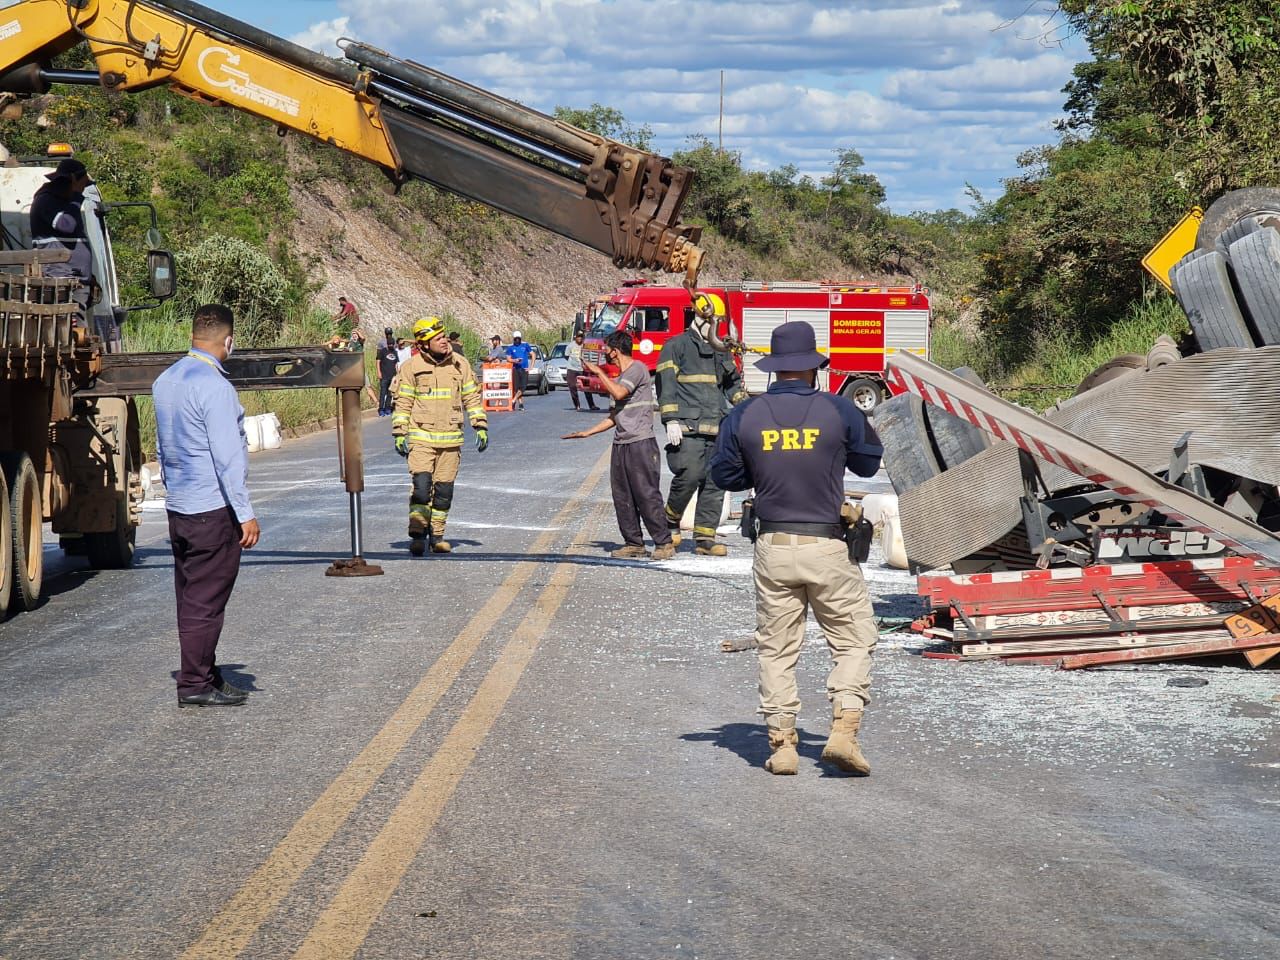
[475,428,489,453]
[665,421,683,447]
[395,436,409,457]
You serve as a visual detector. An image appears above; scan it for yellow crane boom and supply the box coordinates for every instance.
[0,0,705,284]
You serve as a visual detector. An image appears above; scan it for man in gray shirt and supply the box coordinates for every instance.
[562,330,674,560]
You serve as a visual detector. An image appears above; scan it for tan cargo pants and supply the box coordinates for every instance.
[753,532,878,718]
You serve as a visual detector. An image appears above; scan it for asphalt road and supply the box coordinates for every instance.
[1,392,1277,960]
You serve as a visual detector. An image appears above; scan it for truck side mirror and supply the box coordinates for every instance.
[147,250,176,301]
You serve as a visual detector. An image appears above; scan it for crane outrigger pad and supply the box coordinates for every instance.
[886,352,1280,566]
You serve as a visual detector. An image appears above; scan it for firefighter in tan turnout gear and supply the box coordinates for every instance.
[655,293,748,555]
[393,316,489,555]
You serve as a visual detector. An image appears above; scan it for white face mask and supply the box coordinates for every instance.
[224,335,234,358]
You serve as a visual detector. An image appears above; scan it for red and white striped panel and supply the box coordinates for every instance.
[886,357,1280,564]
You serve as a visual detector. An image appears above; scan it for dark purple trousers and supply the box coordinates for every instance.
[168,507,243,697]
[610,437,673,548]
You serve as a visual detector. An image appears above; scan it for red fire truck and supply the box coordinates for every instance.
[578,279,931,411]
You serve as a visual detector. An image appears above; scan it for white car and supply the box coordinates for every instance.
[544,341,571,389]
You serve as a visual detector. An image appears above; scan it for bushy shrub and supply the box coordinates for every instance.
[175,235,289,344]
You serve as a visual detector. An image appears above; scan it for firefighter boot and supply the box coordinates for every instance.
[821,704,871,776]
[429,535,452,554]
[408,516,428,557]
[695,539,727,557]
[764,714,799,776]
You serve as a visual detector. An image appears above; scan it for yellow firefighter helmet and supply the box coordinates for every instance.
[412,315,445,342]
[692,292,726,318]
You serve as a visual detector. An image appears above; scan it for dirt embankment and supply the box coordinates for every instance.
[288,175,650,337]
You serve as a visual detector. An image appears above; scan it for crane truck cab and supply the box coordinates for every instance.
[0,143,175,618]
[0,143,174,347]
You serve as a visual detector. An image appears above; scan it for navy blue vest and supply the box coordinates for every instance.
[735,386,880,523]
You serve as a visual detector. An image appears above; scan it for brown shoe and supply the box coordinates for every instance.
[694,540,727,557]
[669,530,682,548]
[651,542,676,561]
[610,545,650,560]
[429,537,452,554]
[821,705,870,775]
[764,715,799,775]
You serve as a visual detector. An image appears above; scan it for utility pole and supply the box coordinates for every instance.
[718,70,724,152]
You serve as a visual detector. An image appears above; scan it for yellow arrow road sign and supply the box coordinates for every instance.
[1142,207,1203,292]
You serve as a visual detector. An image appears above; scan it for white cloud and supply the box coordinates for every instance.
[288,16,350,56]
[292,0,1086,211]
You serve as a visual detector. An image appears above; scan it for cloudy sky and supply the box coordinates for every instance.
[215,0,1086,213]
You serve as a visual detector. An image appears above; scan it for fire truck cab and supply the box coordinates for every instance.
[579,279,931,412]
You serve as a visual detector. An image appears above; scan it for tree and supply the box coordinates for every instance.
[552,103,653,151]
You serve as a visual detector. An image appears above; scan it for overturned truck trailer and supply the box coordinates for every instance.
[873,189,1280,667]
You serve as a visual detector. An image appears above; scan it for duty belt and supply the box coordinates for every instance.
[756,520,845,540]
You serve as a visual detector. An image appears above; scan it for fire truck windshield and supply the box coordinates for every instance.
[589,303,627,336]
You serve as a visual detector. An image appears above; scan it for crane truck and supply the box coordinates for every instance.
[0,0,707,618]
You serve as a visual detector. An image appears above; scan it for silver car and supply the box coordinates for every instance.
[544,341,571,390]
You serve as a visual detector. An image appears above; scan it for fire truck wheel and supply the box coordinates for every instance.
[0,465,11,619]
[841,378,882,413]
[1,452,43,612]
[872,393,942,495]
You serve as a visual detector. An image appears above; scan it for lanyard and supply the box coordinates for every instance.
[186,350,221,372]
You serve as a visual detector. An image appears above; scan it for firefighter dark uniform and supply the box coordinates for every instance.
[392,316,488,555]
[655,294,747,554]
[710,320,883,777]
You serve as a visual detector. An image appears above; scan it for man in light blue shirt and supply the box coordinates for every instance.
[153,303,261,708]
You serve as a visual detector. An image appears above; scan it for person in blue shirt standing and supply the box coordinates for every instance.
[505,329,534,411]
[710,321,883,777]
[153,304,261,708]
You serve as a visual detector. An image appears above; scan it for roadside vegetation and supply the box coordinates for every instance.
[18,1,1279,444]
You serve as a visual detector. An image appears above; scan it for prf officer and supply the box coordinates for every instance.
[710,321,883,776]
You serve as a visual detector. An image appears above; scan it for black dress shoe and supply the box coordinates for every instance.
[212,669,251,696]
[178,687,248,708]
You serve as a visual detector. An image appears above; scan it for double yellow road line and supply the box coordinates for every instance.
[184,448,612,960]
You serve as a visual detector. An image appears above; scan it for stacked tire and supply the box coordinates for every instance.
[1171,188,1280,351]
[873,367,990,495]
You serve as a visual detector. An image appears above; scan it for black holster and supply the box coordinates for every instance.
[840,502,873,564]
[740,498,758,543]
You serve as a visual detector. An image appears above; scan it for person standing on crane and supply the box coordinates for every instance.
[656,293,748,555]
[392,316,489,555]
[30,157,101,335]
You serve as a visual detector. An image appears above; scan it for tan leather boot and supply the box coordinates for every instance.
[764,714,799,775]
[821,704,870,775]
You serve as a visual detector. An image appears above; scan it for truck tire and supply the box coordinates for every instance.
[872,393,942,494]
[1,452,43,612]
[1227,227,1280,345]
[1213,216,1259,258]
[1170,250,1254,350]
[0,468,11,619]
[923,367,990,468]
[1196,187,1280,252]
[841,377,883,413]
